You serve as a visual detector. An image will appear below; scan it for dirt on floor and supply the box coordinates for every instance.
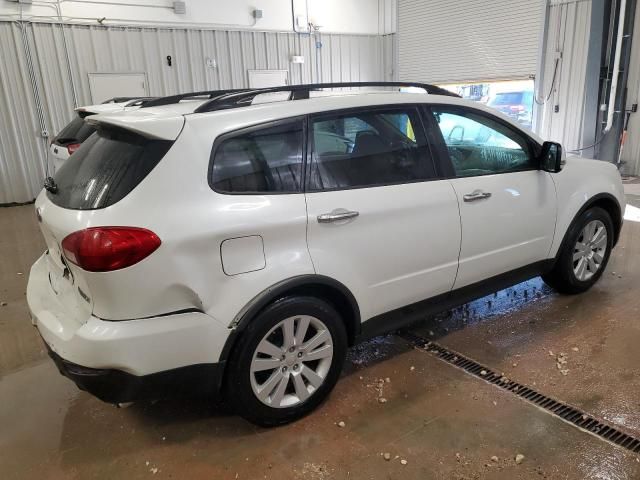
[1,192,640,480]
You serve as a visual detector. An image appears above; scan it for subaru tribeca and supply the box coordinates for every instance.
[27,83,625,426]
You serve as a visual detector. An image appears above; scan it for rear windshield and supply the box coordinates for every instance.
[47,127,173,210]
[54,116,96,145]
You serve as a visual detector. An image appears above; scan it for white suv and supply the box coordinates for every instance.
[27,82,625,426]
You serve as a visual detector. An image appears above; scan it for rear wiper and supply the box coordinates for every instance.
[44,177,58,194]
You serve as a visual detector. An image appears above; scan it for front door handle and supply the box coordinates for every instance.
[463,189,492,202]
[317,209,360,223]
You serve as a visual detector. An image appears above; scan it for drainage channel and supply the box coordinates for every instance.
[399,330,640,454]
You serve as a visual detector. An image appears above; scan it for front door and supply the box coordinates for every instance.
[304,106,462,321]
[428,106,556,288]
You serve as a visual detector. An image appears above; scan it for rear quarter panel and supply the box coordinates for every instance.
[548,156,625,257]
[61,118,315,326]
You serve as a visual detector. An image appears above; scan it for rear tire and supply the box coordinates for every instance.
[542,207,613,294]
[224,296,347,427]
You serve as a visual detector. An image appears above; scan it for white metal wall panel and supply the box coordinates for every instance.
[0,23,48,205]
[379,0,398,35]
[382,34,396,81]
[398,0,544,83]
[30,24,77,134]
[0,22,387,204]
[536,1,592,151]
[621,0,640,175]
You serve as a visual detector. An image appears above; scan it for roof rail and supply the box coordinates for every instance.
[193,82,459,114]
[124,97,159,107]
[139,89,248,108]
[101,96,155,104]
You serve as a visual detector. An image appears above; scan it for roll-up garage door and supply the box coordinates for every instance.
[398,0,545,84]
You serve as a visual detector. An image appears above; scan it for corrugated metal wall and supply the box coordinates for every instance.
[0,22,393,204]
[536,0,592,151]
[382,34,397,81]
[622,0,640,176]
[0,23,50,205]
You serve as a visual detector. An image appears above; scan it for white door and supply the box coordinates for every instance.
[88,73,147,104]
[429,107,556,288]
[304,106,462,322]
[247,70,289,88]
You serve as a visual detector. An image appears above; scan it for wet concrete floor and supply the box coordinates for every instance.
[1,190,640,479]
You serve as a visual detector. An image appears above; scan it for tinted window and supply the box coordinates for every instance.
[432,108,535,177]
[48,127,172,210]
[309,108,435,190]
[54,116,96,145]
[211,120,303,193]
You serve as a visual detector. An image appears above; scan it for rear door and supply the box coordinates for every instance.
[426,105,556,288]
[304,106,461,322]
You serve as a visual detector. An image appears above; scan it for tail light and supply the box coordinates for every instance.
[61,227,161,272]
[67,143,81,155]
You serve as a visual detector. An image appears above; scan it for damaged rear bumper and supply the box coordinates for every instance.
[44,340,224,403]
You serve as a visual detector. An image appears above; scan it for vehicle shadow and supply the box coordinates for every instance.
[57,276,610,469]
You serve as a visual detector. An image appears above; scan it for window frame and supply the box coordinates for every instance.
[305,104,442,193]
[208,116,308,195]
[208,103,537,195]
[423,105,543,179]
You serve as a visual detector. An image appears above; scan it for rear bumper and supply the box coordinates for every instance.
[27,254,231,402]
[45,341,223,403]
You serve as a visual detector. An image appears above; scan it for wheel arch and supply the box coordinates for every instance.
[555,192,623,259]
[218,275,361,365]
[588,194,623,246]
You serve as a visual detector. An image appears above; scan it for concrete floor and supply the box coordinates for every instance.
[1,187,640,480]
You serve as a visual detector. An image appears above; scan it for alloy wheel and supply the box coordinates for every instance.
[249,315,334,408]
[573,219,607,281]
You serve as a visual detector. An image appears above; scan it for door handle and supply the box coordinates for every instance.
[317,209,360,223]
[463,190,492,202]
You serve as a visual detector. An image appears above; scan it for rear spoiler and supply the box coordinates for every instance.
[74,103,126,117]
[85,112,185,141]
[76,110,96,119]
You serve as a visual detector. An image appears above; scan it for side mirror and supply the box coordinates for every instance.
[539,141,564,173]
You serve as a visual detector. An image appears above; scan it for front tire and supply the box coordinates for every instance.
[225,296,347,427]
[542,207,613,294]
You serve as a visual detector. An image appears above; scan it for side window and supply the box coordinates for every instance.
[211,120,303,193]
[309,108,435,191]
[431,108,535,177]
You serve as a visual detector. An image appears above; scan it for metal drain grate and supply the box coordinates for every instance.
[399,331,640,453]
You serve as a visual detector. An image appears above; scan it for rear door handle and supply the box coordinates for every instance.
[317,209,360,223]
[463,189,492,202]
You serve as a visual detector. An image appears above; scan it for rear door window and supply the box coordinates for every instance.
[308,107,435,190]
[54,116,96,146]
[48,126,172,210]
[210,119,304,193]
